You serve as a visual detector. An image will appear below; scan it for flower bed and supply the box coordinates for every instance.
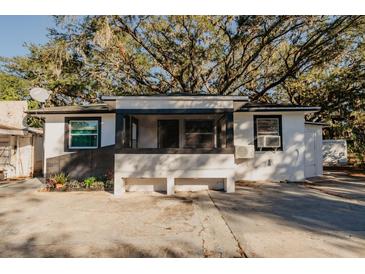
[39,173,113,192]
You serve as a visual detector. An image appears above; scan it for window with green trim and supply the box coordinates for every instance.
[69,120,99,149]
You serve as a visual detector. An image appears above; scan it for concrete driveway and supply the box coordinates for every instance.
[0,179,241,257]
[0,172,364,257]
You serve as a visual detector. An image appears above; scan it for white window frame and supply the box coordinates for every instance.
[69,120,99,149]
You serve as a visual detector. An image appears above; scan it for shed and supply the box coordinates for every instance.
[0,101,43,179]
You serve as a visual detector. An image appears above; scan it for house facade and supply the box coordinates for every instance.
[28,96,323,195]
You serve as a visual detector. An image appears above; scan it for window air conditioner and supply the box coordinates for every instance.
[257,135,281,148]
[235,145,255,159]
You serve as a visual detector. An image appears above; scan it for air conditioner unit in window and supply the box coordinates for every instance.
[235,145,255,159]
[257,135,281,148]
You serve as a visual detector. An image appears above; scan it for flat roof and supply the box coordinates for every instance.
[305,121,328,127]
[238,103,321,112]
[26,104,114,115]
[26,101,321,115]
[102,95,249,101]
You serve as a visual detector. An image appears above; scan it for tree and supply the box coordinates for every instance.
[0,72,29,100]
[2,16,363,103]
[1,16,364,163]
[275,36,365,165]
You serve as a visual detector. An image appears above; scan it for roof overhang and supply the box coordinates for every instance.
[0,128,26,136]
[0,126,43,136]
[102,95,249,101]
[26,104,114,116]
[238,106,321,113]
[305,121,329,127]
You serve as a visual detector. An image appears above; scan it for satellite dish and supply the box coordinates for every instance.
[30,87,51,103]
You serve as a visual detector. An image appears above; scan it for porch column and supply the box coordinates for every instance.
[226,112,234,148]
[114,113,125,196]
[224,176,235,193]
[115,112,124,149]
[166,176,175,195]
[114,173,125,196]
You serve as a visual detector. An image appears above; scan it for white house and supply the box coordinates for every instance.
[27,95,323,195]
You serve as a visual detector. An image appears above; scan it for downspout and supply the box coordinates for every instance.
[42,123,47,178]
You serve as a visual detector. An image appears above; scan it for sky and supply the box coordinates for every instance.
[0,16,54,58]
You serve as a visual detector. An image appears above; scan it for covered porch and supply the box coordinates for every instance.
[113,108,236,195]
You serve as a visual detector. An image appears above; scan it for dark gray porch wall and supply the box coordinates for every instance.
[46,145,115,179]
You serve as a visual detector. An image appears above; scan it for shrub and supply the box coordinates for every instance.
[46,177,57,188]
[50,172,69,185]
[41,175,112,192]
[104,180,114,191]
[65,180,84,191]
[84,176,97,188]
[90,181,104,191]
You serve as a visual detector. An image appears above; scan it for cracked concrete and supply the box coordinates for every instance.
[1,172,364,258]
[209,176,365,257]
[0,179,241,258]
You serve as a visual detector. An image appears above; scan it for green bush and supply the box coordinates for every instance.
[84,176,97,188]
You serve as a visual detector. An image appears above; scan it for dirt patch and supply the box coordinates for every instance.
[348,172,365,178]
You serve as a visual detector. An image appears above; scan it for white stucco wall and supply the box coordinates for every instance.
[0,101,27,129]
[43,113,115,160]
[114,153,236,193]
[233,112,306,181]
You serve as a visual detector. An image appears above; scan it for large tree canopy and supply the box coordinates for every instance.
[1,16,363,102]
[0,15,364,163]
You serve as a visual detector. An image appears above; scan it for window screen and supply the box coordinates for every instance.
[184,120,214,148]
[256,118,280,136]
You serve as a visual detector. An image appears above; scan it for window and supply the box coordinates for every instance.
[254,115,282,151]
[67,118,100,149]
[158,120,180,148]
[184,120,214,148]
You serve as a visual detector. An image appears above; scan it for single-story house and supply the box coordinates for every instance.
[27,95,323,195]
[0,101,43,180]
